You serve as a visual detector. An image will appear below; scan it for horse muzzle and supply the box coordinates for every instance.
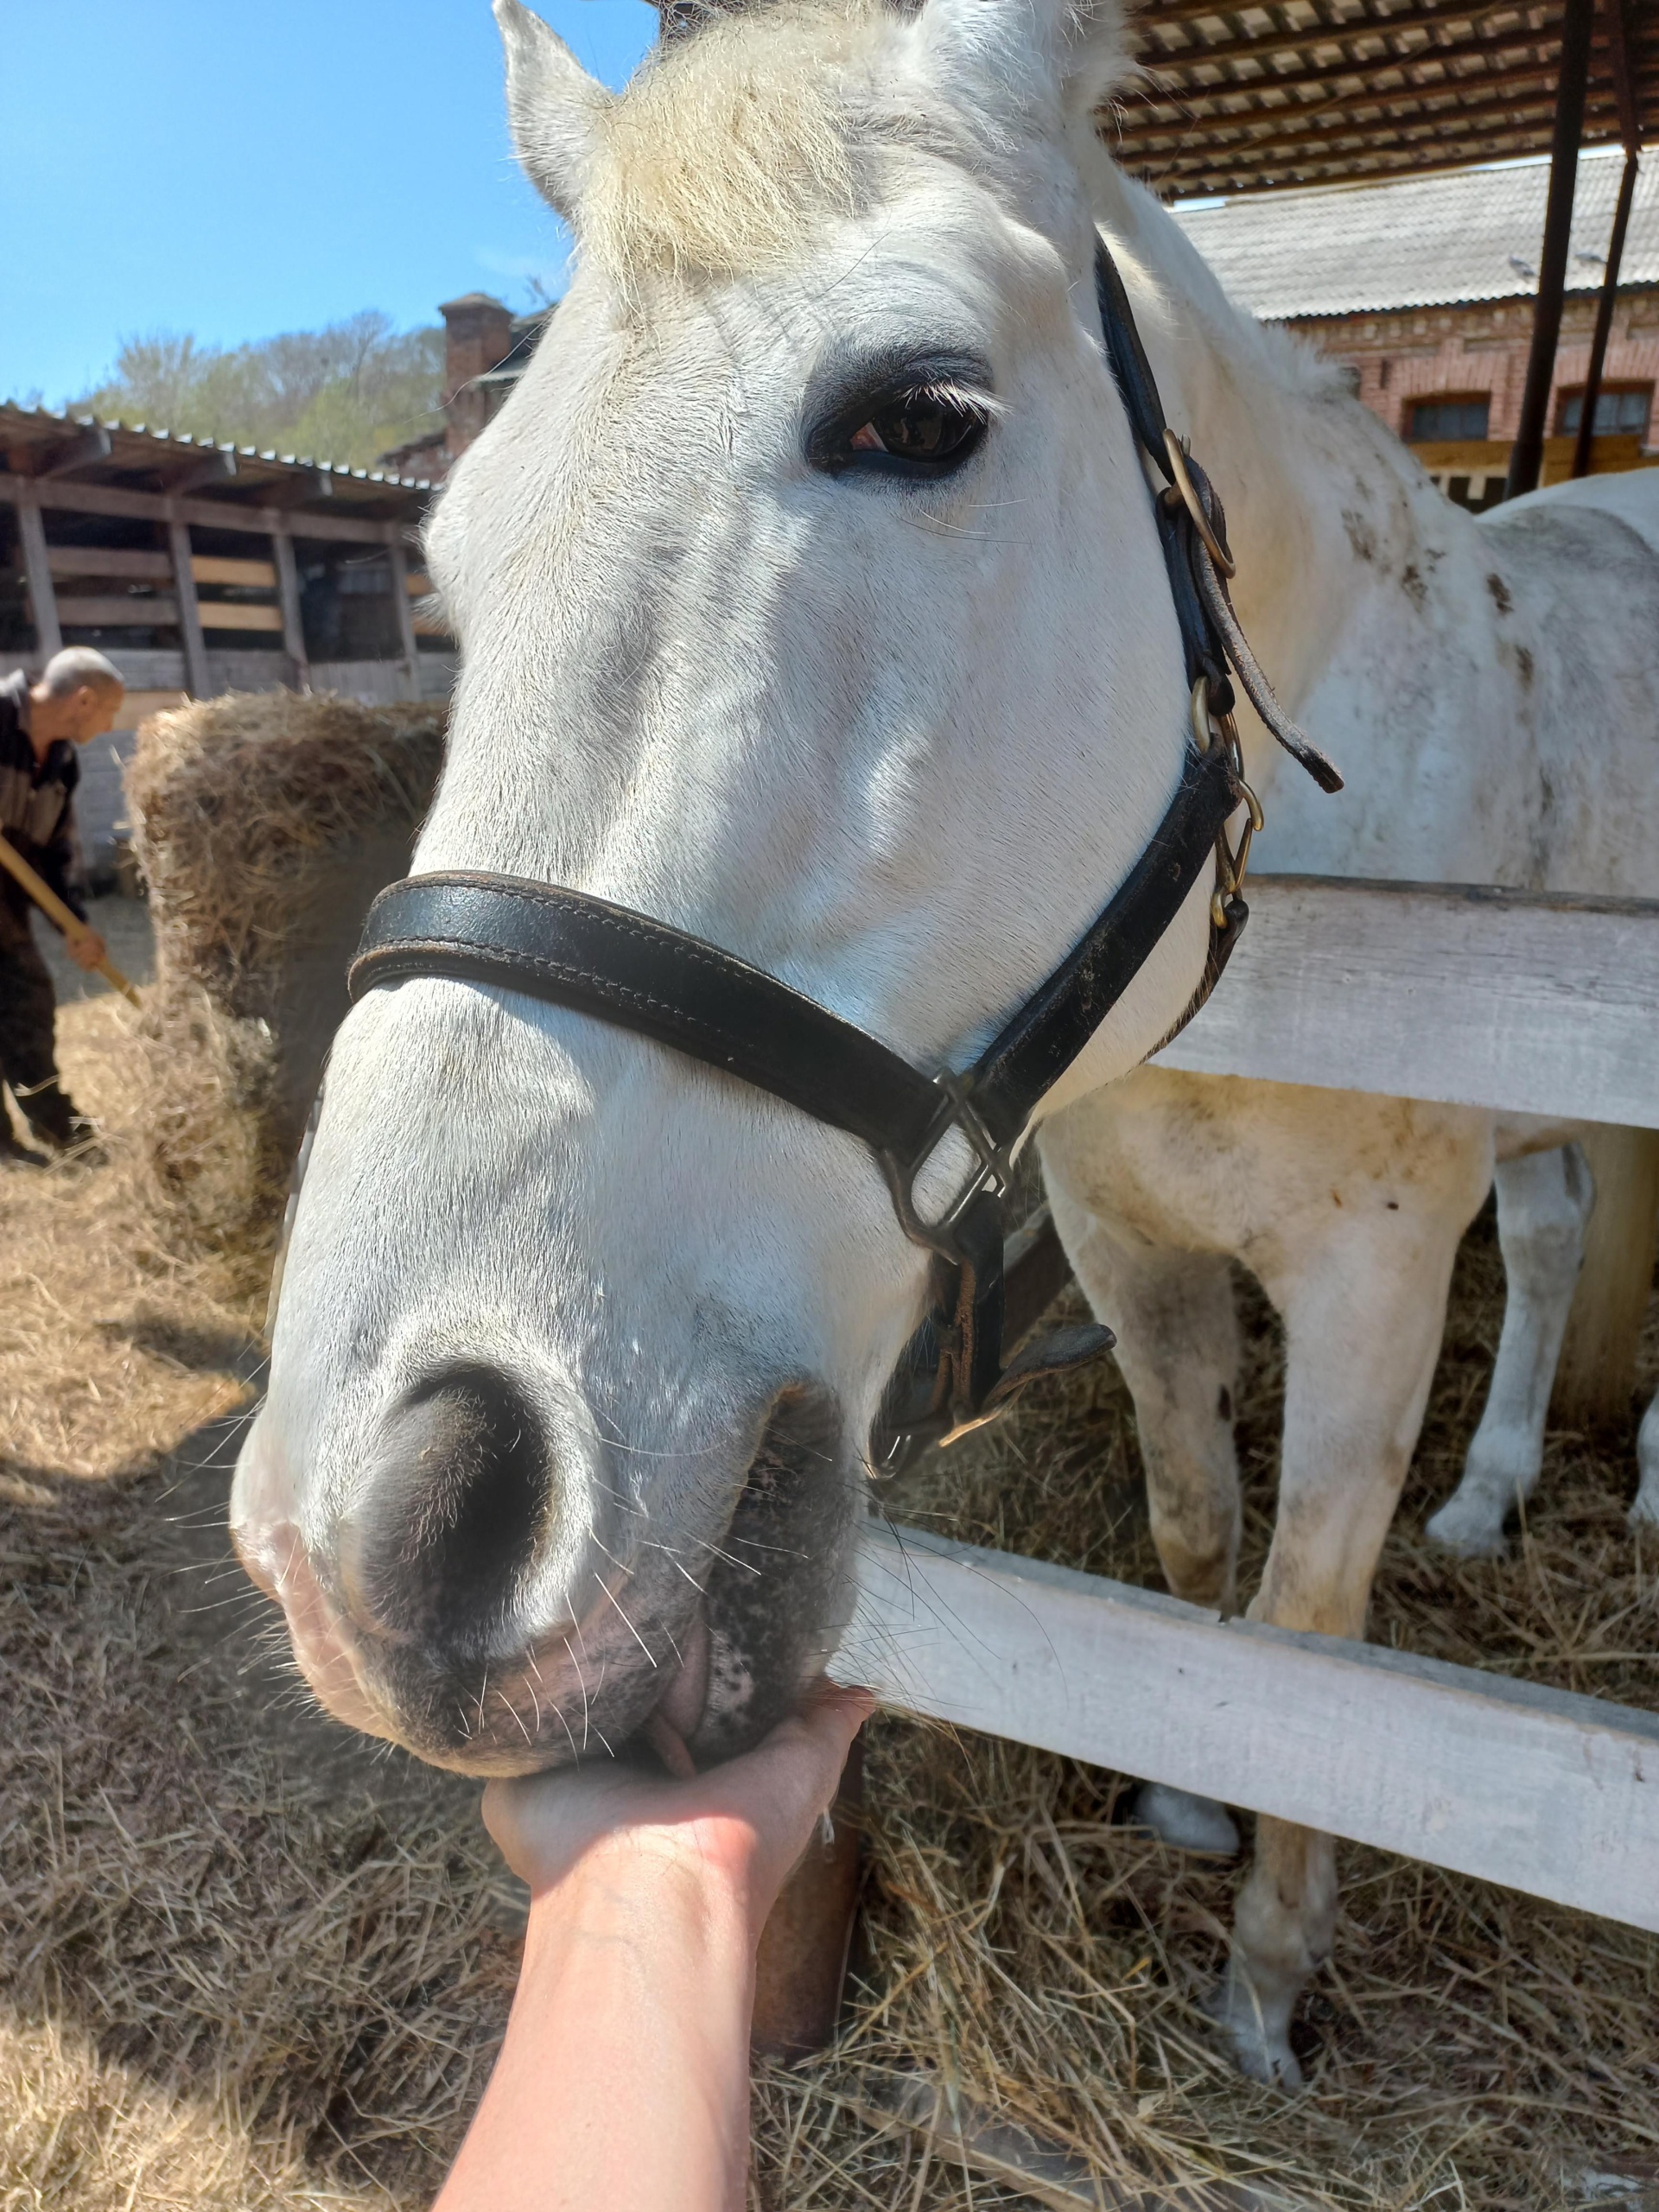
[232,1374,858,1776]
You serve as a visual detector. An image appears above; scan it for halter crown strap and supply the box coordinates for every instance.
[1094,245,1173,478]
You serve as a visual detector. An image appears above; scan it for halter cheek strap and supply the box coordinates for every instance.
[346,238,1340,1469]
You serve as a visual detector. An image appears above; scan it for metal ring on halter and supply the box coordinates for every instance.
[1191,675,1217,754]
[1193,677,1265,926]
[1165,429,1236,578]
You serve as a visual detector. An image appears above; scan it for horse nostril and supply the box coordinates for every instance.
[338,1363,547,1656]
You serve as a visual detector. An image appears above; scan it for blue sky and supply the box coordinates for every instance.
[2,0,658,406]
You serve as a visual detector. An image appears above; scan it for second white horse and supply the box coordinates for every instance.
[1039,195,1659,2079]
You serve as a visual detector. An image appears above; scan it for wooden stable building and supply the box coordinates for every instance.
[0,407,454,865]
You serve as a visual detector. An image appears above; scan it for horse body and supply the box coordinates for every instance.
[1038,181,1659,2081]
[230,0,1659,2090]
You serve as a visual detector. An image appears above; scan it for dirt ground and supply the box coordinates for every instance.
[3,938,1658,2211]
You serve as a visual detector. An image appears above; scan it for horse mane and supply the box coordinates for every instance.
[1100,168,1354,413]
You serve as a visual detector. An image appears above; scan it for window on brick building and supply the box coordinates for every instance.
[1555,385,1653,437]
[1406,395,1491,442]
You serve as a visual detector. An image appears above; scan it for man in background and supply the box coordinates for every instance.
[0,646,124,1157]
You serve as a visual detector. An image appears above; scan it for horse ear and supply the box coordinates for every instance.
[494,0,613,223]
[1056,0,1132,120]
[917,0,1129,129]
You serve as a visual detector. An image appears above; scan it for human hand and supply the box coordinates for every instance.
[482,1678,873,1948]
[68,927,105,972]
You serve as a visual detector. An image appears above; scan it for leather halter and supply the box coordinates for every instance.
[348,240,1339,1469]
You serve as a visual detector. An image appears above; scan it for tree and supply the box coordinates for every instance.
[74,314,445,472]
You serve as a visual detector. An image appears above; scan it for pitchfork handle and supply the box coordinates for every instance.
[0,830,143,1008]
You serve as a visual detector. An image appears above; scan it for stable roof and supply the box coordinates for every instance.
[1173,141,1659,317]
[1113,0,1657,199]
[0,401,435,521]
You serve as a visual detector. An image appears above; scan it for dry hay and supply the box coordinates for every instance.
[121,690,445,1262]
[1,995,257,1484]
[4,1001,1659,2209]
[3,998,517,2212]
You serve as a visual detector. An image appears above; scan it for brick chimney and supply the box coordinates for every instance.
[440,293,517,457]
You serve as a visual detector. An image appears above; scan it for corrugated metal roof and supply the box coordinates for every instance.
[0,401,436,504]
[1173,145,1659,319]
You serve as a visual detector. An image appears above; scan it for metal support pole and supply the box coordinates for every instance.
[1506,0,1594,500]
[1572,151,1641,477]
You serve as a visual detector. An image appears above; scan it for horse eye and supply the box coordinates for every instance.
[819,385,988,477]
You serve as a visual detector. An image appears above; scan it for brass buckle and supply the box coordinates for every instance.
[1165,430,1236,578]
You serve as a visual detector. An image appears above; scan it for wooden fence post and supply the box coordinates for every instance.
[16,483,61,659]
[270,519,311,692]
[166,511,210,698]
[751,1733,863,2060]
[1554,1126,1659,1430]
[386,532,423,702]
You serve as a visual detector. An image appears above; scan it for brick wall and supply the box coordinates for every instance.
[1285,287,1659,445]
[438,294,518,456]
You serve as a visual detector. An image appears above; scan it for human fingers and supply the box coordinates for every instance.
[480,1682,872,1903]
[697,1680,874,1911]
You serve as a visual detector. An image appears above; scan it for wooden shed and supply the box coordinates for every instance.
[0,405,453,867]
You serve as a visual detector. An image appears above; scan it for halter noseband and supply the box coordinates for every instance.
[347,239,1340,1471]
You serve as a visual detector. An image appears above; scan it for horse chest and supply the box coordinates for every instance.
[1041,1068,1492,1279]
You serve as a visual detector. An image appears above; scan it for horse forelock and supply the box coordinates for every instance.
[580,0,884,287]
[575,0,1116,292]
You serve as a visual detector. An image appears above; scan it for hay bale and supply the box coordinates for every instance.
[125,690,446,1256]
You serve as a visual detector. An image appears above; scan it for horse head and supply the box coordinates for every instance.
[232,0,1218,1773]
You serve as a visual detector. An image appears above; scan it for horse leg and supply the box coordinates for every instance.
[1213,1213,1465,2088]
[1426,1144,1592,1557]
[1052,1196,1242,1857]
[1633,1393,1659,1530]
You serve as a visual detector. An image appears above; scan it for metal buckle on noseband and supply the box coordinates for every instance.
[877,1072,1016,1262]
[871,1076,1022,1460]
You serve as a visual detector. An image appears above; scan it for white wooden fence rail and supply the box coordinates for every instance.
[834,1523,1659,1932]
[1151,874,1659,1129]
[825,875,1659,1929]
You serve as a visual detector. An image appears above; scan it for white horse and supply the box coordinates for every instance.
[229,0,1659,2091]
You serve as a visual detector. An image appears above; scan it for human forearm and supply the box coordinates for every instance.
[442,1683,872,2212]
[437,1840,756,2212]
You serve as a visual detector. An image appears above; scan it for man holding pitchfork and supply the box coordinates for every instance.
[0,647,124,1159]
